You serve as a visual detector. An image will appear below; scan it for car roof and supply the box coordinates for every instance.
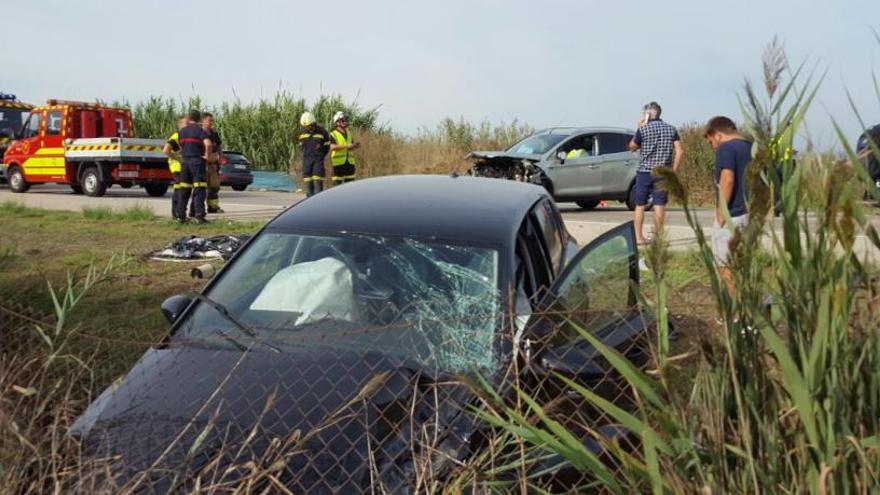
[533,126,636,136]
[268,175,547,245]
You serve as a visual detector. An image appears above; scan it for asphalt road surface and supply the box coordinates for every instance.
[0,183,714,244]
[1,183,877,255]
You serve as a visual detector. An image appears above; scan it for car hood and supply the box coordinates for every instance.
[466,150,542,162]
[71,345,476,493]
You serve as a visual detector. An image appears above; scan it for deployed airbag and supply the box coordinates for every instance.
[250,257,359,325]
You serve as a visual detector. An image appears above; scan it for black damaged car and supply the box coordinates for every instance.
[70,175,652,493]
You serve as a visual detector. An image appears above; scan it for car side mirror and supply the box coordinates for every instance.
[556,151,566,163]
[161,294,192,324]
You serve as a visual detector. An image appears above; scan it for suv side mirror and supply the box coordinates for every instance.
[556,151,567,163]
[161,294,192,324]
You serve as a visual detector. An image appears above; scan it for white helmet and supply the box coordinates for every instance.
[333,111,348,123]
[300,111,316,126]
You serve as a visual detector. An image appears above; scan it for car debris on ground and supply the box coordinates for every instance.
[152,234,251,261]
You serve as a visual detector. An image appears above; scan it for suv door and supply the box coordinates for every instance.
[544,134,604,198]
[596,132,638,196]
[526,221,649,378]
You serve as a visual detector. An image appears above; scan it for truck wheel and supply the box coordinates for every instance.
[8,166,29,193]
[231,185,247,191]
[82,167,107,197]
[70,184,84,194]
[119,181,133,189]
[144,184,169,197]
[576,200,600,210]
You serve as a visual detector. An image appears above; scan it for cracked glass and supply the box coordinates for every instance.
[177,231,502,373]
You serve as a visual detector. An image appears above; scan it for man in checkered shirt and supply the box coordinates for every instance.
[628,102,684,244]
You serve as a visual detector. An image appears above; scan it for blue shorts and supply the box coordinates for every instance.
[634,171,668,206]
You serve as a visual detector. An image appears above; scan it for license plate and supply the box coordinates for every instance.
[234,164,247,170]
[118,171,138,178]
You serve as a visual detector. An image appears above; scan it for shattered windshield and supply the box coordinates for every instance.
[506,133,567,155]
[176,231,502,373]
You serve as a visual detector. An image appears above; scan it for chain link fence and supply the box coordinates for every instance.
[1,237,658,494]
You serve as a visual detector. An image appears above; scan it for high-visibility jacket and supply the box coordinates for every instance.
[330,129,356,166]
[167,131,182,173]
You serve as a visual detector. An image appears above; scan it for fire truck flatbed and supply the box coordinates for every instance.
[65,137,167,162]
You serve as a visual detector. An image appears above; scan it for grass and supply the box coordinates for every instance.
[81,204,155,221]
[0,203,262,385]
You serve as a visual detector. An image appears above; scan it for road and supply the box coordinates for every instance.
[0,184,712,244]
[1,184,877,255]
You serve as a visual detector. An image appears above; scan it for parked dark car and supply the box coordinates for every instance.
[219,150,254,191]
[70,175,651,492]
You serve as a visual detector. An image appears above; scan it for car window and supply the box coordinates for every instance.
[597,133,631,155]
[22,112,42,138]
[0,108,29,134]
[507,133,567,154]
[558,134,596,158]
[177,231,502,374]
[543,223,637,346]
[531,200,563,273]
[46,111,63,136]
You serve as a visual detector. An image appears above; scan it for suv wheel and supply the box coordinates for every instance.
[8,166,29,193]
[231,185,247,191]
[626,184,654,211]
[576,200,600,210]
[82,167,108,197]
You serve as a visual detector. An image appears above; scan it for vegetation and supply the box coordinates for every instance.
[484,41,880,492]
[119,91,727,202]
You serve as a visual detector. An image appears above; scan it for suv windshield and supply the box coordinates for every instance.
[177,231,502,373]
[506,132,568,155]
[0,108,28,135]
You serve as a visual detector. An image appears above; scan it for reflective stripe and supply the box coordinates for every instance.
[298,133,313,140]
[178,182,193,188]
[330,129,356,166]
[331,174,356,181]
[193,181,207,187]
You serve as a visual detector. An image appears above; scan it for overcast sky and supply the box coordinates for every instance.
[4,0,878,147]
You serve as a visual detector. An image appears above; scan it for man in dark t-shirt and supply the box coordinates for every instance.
[858,124,880,185]
[703,116,752,291]
[176,110,213,223]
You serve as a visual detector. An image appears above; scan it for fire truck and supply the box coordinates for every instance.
[2,99,172,197]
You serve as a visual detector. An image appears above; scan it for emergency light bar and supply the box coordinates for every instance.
[0,93,17,101]
[46,99,95,107]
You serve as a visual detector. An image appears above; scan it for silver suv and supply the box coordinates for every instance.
[468,127,648,210]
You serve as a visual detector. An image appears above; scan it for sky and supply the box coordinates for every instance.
[3,0,879,148]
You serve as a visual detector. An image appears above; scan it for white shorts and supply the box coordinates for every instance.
[712,215,748,266]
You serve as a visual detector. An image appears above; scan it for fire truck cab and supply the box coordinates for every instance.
[2,99,172,197]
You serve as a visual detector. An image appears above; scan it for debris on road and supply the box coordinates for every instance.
[151,234,250,261]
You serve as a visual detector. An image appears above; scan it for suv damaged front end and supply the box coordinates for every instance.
[466,151,545,185]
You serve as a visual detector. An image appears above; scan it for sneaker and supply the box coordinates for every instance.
[195,217,210,224]
[207,208,225,214]
[177,217,188,224]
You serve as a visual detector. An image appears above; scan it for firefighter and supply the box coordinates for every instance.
[201,112,224,214]
[297,111,331,196]
[175,110,213,224]
[163,115,188,220]
[329,111,360,186]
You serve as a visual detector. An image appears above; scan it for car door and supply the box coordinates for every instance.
[596,132,638,196]
[544,134,604,198]
[525,221,649,379]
